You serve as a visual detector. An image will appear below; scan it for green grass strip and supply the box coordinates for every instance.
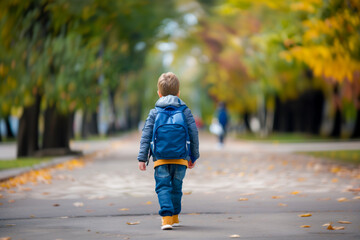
[0,157,51,170]
[299,150,360,165]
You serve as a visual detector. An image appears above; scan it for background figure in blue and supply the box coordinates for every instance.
[217,102,228,147]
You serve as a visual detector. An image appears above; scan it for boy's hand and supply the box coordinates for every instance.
[139,162,146,171]
[188,161,196,169]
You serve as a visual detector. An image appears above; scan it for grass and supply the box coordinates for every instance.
[237,132,330,143]
[0,157,51,170]
[299,150,360,165]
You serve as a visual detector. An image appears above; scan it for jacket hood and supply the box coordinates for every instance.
[155,95,186,108]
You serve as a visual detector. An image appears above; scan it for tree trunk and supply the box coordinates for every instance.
[42,106,71,150]
[5,116,15,138]
[17,94,41,157]
[351,109,360,138]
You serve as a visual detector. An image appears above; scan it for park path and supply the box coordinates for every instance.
[0,132,359,239]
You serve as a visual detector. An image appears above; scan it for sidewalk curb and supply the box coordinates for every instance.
[0,155,82,182]
[0,132,132,182]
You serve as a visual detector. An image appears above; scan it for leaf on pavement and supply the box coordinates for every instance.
[53,204,60,207]
[238,198,248,201]
[145,201,152,205]
[331,178,338,183]
[322,223,331,227]
[300,225,311,228]
[184,191,192,195]
[272,196,284,199]
[291,191,300,195]
[326,224,335,230]
[119,208,130,211]
[126,221,140,225]
[337,197,348,202]
[353,196,360,200]
[0,237,11,240]
[333,226,345,230]
[278,203,287,207]
[187,213,200,215]
[73,202,84,207]
[0,194,3,198]
[298,213,312,217]
[229,234,240,238]
[338,221,351,224]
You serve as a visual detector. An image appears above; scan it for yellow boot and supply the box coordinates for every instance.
[161,216,173,230]
[172,215,180,227]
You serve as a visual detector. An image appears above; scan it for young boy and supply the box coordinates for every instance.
[137,72,200,230]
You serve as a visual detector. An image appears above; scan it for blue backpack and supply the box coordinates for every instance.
[150,105,190,160]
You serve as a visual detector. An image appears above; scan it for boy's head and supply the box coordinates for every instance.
[157,72,180,97]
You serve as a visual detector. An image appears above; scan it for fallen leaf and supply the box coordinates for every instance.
[238,198,248,201]
[327,224,335,230]
[300,225,311,228]
[297,178,306,182]
[278,203,287,207]
[338,221,351,224]
[333,226,345,230]
[0,194,3,198]
[331,178,338,183]
[268,165,274,171]
[30,215,35,218]
[291,191,300,195]
[145,201,152,205]
[53,204,60,207]
[272,196,284,199]
[126,221,140,225]
[73,202,84,207]
[337,197,348,202]
[322,223,331,227]
[0,237,11,240]
[348,188,360,192]
[353,196,360,200]
[119,208,130,211]
[298,213,312,217]
[183,191,192,195]
[229,234,240,238]
[0,203,3,206]
[42,192,50,195]
[187,213,200,215]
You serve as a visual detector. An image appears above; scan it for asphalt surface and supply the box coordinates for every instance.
[0,132,359,239]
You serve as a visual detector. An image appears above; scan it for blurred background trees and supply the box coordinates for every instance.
[0,0,359,157]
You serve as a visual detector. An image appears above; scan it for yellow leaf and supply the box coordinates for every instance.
[291,191,300,195]
[298,213,312,217]
[337,197,348,202]
[327,224,335,230]
[145,201,152,205]
[184,191,192,195]
[338,221,351,224]
[118,208,129,211]
[238,198,248,201]
[333,226,345,230]
[272,196,284,199]
[322,223,331,227]
[126,221,140,225]
[300,225,311,228]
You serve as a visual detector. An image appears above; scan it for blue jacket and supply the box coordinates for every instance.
[138,95,200,163]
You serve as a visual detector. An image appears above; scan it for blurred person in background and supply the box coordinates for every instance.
[217,102,228,148]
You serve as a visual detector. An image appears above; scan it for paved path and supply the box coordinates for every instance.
[0,133,359,239]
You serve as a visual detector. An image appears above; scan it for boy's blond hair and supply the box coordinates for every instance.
[157,72,179,96]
